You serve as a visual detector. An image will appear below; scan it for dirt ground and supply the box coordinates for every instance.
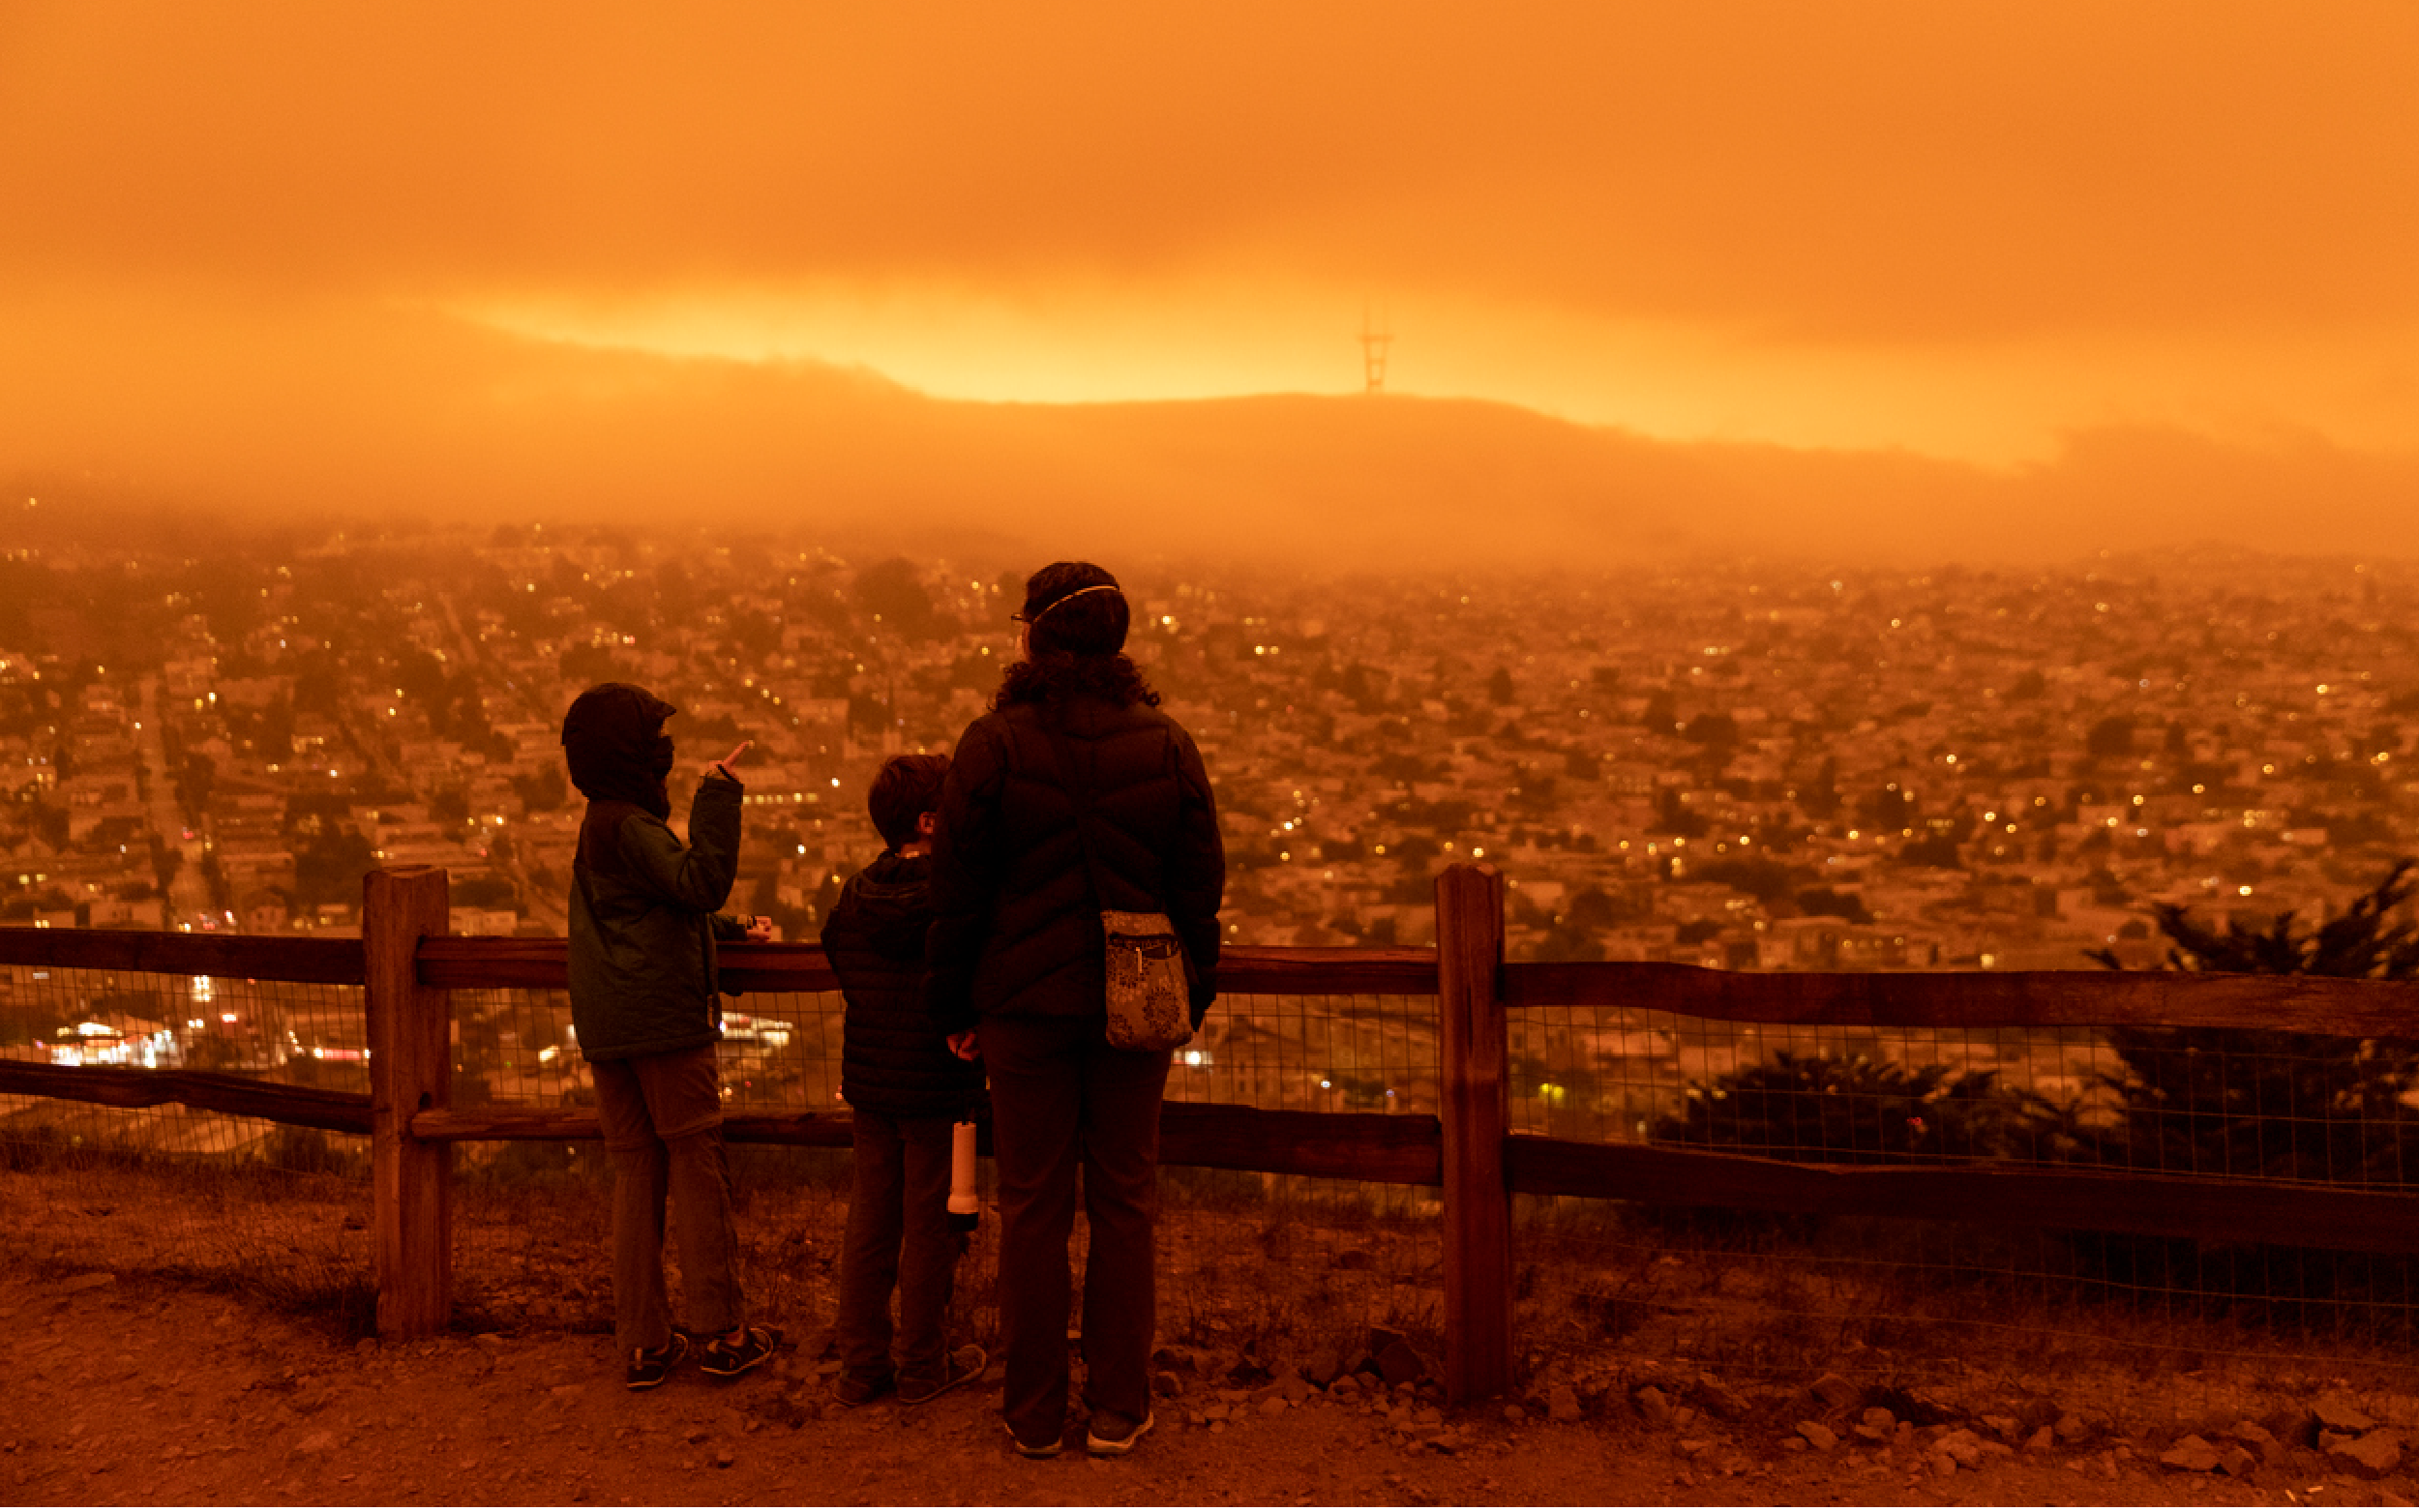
[12,1266,2419,1508]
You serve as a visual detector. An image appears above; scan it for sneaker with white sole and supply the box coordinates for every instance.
[1005,1419,1063,1459]
[1085,1409,1154,1456]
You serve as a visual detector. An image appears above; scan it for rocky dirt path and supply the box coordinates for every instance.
[6,1268,2413,1507]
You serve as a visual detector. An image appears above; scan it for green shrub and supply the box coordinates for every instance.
[2085,857,2419,1186]
[1650,1052,2070,1166]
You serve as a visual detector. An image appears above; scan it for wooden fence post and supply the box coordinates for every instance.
[366,866,453,1337]
[1436,862,1513,1404]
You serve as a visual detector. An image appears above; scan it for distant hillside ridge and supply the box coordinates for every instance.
[4,304,2414,566]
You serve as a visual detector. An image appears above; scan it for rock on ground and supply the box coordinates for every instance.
[2331,1431,2405,1479]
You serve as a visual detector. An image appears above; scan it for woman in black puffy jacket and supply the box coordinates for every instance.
[925,560,1225,1459]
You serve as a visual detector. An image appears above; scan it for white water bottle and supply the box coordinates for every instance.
[947,1119,979,1232]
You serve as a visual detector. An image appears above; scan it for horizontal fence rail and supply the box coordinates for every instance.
[22,930,2409,1034]
[404,1103,1447,1187]
[414,936,1441,997]
[1503,1137,2419,1257]
[0,926,366,985]
[1505,959,2419,1034]
[11,860,2419,1399]
[0,1058,373,1135]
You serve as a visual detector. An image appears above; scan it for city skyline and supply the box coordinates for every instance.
[7,523,2413,967]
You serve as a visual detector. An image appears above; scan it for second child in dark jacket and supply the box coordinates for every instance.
[822,754,988,1407]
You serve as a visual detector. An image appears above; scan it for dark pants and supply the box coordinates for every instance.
[982,1013,1172,1445]
[591,1044,744,1355]
[835,1109,961,1388]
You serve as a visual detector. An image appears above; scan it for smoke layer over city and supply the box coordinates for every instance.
[4,3,2415,564]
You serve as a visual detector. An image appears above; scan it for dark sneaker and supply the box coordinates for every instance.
[831,1371,895,1408]
[625,1333,688,1391]
[1005,1419,1063,1459]
[898,1345,986,1406]
[1086,1409,1155,1457]
[699,1324,782,1379]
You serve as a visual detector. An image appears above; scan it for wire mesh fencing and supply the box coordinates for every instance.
[24,947,2419,1392]
[440,984,854,1341]
[1505,997,2419,1390]
[436,984,1447,1369]
[1159,990,1446,1366]
[0,962,375,1328]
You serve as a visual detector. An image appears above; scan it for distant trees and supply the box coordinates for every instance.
[1682,712,1738,752]
[291,825,374,914]
[175,752,216,816]
[1792,886,1873,924]
[1331,662,1390,714]
[558,642,635,689]
[1690,855,1792,904]
[1897,832,1961,869]
[452,874,519,911]
[1655,786,1708,838]
[1858,783,1915,831]
[510,763,568,813]
[2085,714,2135,761]
[149,833,182,894]
[853,558,939,639]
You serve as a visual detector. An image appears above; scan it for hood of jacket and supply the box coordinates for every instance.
[562,681,676,821]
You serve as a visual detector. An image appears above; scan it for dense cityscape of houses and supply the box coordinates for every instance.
[6,519,2418,1068]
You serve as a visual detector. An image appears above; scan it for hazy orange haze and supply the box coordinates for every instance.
[3,2,2414,559]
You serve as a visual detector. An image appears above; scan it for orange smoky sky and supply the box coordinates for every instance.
[2,2,2414,562]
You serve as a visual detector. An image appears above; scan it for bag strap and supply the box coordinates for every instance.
[1040,711,1194,1002]
[1039,710,1180,919]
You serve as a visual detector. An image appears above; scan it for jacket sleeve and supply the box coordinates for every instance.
[616,770,745,914]
[1168,723,1226,1023]
[923,720,1006,1035]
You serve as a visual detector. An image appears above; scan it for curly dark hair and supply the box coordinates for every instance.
[994,560,1160,709]
[994,651,1160,709]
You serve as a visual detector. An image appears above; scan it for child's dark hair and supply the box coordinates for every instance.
[868,754,949,850]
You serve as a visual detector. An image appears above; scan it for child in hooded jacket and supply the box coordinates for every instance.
[822,754,988,1406]
[561,681,780,1389]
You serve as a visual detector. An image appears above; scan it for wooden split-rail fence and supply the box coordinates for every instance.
[6,863,2419,1404]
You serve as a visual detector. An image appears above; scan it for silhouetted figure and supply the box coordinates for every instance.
[925,563,1225,1458]
[560,682,779,1389]
[824,753,987,1408]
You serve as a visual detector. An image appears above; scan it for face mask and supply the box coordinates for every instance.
[648,733,674,779]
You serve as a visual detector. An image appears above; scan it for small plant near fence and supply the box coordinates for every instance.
[1631,858,2419,1339]
[1653,1052,2073,1167]
[1655,858,2419,1187]
[2083,857,2419,1189]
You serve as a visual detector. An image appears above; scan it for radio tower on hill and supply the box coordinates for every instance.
[1360,302,1393,395]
